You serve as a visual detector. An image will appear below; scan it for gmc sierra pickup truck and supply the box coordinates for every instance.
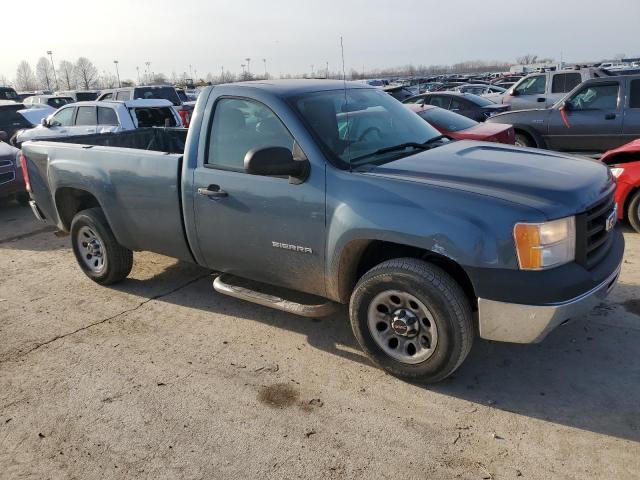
[21,80,624,383]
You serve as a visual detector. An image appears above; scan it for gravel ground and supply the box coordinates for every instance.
[1,201,639,480]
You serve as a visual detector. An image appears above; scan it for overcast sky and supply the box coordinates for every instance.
[2,0,639,82]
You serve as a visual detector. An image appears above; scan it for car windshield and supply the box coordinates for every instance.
[291,88,443,169]
[134,87,181,106]
[418,107,478,132]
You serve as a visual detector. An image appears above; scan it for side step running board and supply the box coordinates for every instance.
[213,274,340,318]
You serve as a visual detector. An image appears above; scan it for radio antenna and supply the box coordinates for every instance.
[340,36,352,170]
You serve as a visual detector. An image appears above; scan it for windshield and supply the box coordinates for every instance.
[134,87,181,106]
[291,88,442,168]
[417,107,478,132]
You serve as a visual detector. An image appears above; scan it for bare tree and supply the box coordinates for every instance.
[15,61,37,91]
[36,57,55,91]
[0,75,10,87]
[58,60,77,90]
[74,57,98,89]
[516,54,539,65]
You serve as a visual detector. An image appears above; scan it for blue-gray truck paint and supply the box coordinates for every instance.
[22,80,623,316]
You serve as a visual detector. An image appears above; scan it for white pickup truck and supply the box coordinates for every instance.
[14,99,182,146]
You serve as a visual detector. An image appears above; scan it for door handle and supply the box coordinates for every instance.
[198,185,228,198]
[604,113,616,120]
[537,97,546,102]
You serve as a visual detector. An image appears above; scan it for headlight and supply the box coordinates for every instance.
[514,217,575,270]
[610,167,624,179]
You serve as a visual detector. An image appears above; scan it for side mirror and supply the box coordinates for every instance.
[244,146,309,182]
[560,101,572,111]
[0,131,7,142]
[41,118,49,127]
[510,89,519,96]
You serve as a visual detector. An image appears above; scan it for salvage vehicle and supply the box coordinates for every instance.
[13,99,182,146]
[0,101,36,140]
[403,92,509,121]
[0,131,27,204]
[486,74,640,153]
[600,139,640,232]
[0,87,19,102]
[23,95,74,109]
[55,90,100,102]
[501,68,610,110]
[97,85,194,127]
[404,104,515,144]
[21,80,624,383]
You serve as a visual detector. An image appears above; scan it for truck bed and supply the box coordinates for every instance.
[45,127,188,154]
[23,127,195,262]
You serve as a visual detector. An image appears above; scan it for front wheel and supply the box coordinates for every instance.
[514,132,535,148]
[349,258,474,383]
[627,190,640,233]
[70,208,133,285]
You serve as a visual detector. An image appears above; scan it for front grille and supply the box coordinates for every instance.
[0,160,13,168]
[576,192,616,270]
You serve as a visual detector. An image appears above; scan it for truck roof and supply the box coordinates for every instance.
[218,79,371,96]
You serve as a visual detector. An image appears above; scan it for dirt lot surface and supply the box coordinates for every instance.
[1,202,639,480]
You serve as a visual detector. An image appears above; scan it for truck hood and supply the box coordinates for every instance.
[363,140,613,218]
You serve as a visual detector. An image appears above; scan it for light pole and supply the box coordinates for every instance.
[262,58,267,78]
[241,64,246,77]
[113,60,121,87]
[220,66,224,83]
[46,50,58,90]
[245,58,251,75]
[145,61,151,84]
[136,66,141,85]
[311,64,314,77]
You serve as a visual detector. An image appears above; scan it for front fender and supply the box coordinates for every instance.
[324,168,545,302]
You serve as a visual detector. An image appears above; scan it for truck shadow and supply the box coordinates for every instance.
[111,260,640,443]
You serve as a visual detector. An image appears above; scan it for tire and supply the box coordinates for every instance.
[627,190,640,233]
[514,131,535,148]
[349,258,474,383]
[70,207,133,285]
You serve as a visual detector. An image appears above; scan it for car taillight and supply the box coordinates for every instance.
[179,110,190,128]
[19,153,31,192]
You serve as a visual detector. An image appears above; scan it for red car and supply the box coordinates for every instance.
[404,104,515,144]
[600,139,640,232]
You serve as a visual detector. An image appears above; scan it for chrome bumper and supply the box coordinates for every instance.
[28,200,46,222]
[478,265,621,343]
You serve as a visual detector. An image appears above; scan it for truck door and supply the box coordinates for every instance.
[548,72,582,107]
[622,78,640,144]
[72,106,98,136]
[504,74,547,110]
[191,97,326,296]
[546,81,623,152]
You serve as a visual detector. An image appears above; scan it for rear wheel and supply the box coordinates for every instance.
[70,208,133,285]
[514,131,535,148]
[627,190,640,233]
[349,258,474,383]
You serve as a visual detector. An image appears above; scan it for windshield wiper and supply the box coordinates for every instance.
[351,136,448,164]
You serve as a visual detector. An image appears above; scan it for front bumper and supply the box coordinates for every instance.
[478,264,621,343]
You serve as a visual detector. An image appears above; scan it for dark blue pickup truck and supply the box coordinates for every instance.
[21,80,624,383]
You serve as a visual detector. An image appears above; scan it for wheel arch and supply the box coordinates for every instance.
[331,239,477,309]
[513,124,546,149]
[54,187,103,231]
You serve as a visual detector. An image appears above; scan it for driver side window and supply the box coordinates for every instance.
[207,98,295,170]
[567,84,619,110]
[49,107,75,127]
[515,75,546,95]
